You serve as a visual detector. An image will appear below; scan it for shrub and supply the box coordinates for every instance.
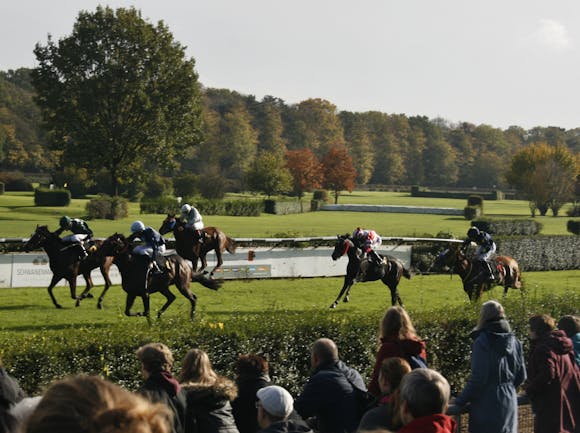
[567,205,580,217]
[313,190,330,202]
[473,218,542,236]
[567,220,580,235]
[142,175,173,199]
[34,188,71,206]
[264,200,303,215]
[86,195,129,220]
[193,199,262,216]
[0,172,33,191]
[463,206,482,220]
[173,173,199,198]
[0,182,4,195]
[467,194,484,209]
[140,196,180,214]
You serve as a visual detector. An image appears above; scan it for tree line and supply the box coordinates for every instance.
[0,6,578,213]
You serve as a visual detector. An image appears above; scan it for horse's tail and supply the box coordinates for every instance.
[402,266,412,279]
[225,237,236,254]
[191,273,222,291]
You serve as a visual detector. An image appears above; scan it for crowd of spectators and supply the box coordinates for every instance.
[0,305,578,433]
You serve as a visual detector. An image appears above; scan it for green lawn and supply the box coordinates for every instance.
[0,191,574,238]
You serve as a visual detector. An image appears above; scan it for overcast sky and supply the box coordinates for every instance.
[1,1,579,130]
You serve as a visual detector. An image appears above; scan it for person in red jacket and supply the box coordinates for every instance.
[398,369,456,433]
[368,307,427,397]
[526,314,580,433]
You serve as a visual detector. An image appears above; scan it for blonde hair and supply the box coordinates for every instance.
[179,349,218,385]
[379,357,412,392]
[476,300,506,330]
[135,343,174,373]
[380,307,418,340]
[24,375,171,433]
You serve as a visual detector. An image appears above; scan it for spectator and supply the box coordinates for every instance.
[136,343,187,433]
[368,307,427,397]
[294,338,366,433]
[256,385,312,433]
[454,300,526,433]
[8,396,42,433]
[232,354,272,433]
[179,348,239,433]
[397,369,456,433]
[526,314,580,433]
[0,356,26,406]
[558,315,580,367]
[358,357,411,432]
[23,375,172,433]
[0,397,17,433]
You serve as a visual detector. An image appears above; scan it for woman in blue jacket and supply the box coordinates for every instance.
[454,300,526,433]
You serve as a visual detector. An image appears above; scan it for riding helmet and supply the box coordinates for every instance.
[181,203,192,214]
[130,220,145,233]
[60,216,72,229]
[467,226,480,239]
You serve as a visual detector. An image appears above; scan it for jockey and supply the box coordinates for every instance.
[180,203,205,244]
[463,226,497,282]
[54,216,93,259]
[128,221,166,273]
[352,227,383,266]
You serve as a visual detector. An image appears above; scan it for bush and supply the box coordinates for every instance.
[467,194,484,208]
[86,195,129,220]
[0,172,33,191]
[472,218,542,236]
[192,199,262,216]
[173,173,199,198]
[463,206,482,220]
[34,188,71,206]
[567,220,580,235]
[313,190,330,202]
[264,200,303,215]
[140,196,180,214]
[142,175,173,199]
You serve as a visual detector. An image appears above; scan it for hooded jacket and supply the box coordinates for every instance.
[0,368,26,407]
[232,373,271,433]
[368,336,427,396]
[294,360,365,433]
[454,319,526,433]
[182,377,240,433]
[139,371,187,433]
[398,413,456,433]
[257,420,313,433]
[526,329,580,433]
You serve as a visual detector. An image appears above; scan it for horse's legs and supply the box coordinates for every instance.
[97,264,113,310]
[199,253,208,275]
[156,289,176,319]
[330,277,354,309]
[47,275,63,309]
[210,250,223,278]
[174,282,197,320]
[124,293,140,316]
[76,273,94,307]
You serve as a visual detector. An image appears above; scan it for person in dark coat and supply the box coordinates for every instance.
[231,354,272,433]
[453,300,526,433]
[526,314,580,433]
[368,307,427,397]
[179,348,239,433]
[0,356,26,407]
[256,386,312,433]
[294,338,366,433]
[136,343,187,433]
[558,315,580,368]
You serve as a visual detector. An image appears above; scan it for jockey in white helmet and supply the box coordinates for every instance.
[180,203,205,243]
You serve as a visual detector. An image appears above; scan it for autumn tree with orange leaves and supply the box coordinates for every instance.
[321,146,357,204]
[286,149,324,200]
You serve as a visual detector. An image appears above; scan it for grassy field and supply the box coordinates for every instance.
[0,191,575,238]
[1,270,579,338]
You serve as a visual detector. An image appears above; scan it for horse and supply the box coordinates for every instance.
[99,233,222,319]
[23,225,114,309]
[435,242,523,300]
[330,234,412,309]
[159,214,236,277]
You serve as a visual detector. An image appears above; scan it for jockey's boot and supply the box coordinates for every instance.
[79,244,88,260]
[197,230,205,244]
[484,261,495,282]
[369,250,383,266]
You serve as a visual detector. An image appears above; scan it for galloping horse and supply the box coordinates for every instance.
[23,225,114,309]
[436,242,522,300]
[159,214,236,277]
[330,234,412,309]
[100,233,221,319]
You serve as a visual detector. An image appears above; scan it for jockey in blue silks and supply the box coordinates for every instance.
[463,226,497,282]
[128,221,166,273]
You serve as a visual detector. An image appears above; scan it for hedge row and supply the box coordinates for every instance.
[498,236,580,271]
[473,219,542,236]
[34,188,71,206]
[568,220,580,235]
[411,186,505,200]
[264,200,305,215]
[1,293,577,396]
[86,195,129,220]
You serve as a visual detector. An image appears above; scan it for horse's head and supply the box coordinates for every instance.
[435,243,465,270]
[24,225,53,252]
[159,214,178,235]
[101,233,129,257]
[331,234,354,261]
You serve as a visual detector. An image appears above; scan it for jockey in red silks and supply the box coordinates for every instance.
[352,227,383,266]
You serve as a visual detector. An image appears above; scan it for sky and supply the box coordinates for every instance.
[1,1,579,130]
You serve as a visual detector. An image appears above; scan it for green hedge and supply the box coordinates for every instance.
[463,206,482,220]
[264,200,304,215]
[86,195,129,220]
[140,196,180,214]
[411,186,506,200]
[1,293,576,396]
[34,188,71,206]
[473,218,542,236]
[567,220,580,235]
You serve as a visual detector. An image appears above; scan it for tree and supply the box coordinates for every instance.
[245,152,292,198]
[506,143,578,216]
[321,146,357,204]
[286,148,323,199]
[32,6,203,195]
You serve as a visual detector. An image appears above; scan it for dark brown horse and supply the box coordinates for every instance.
[159,214,236,277]
[330,234,412,308]
[436,242,523,300]
[23,225,114,309]
[99,233,221,319]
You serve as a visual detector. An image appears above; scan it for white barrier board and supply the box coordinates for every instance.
[1,245,411,288]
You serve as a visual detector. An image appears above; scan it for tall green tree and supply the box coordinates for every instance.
[245,152,292,197]
[32,6,203,195]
